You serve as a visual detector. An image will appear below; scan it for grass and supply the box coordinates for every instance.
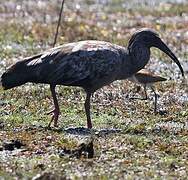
[0,0,188,179]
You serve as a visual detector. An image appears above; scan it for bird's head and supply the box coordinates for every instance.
[0,61,29,90]
[128,28,184,77]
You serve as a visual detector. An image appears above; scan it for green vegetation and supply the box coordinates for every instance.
[0,0,188,179]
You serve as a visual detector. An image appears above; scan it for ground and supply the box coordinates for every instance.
[0,0,188,179]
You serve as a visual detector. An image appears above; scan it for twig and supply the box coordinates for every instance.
[53,0,65,47]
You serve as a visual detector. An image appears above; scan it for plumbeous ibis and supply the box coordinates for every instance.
[0,29,184,128]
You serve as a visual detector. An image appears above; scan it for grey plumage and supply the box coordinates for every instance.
[0,29,184,128]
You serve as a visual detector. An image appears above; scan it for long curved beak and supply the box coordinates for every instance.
[155,38,184,77]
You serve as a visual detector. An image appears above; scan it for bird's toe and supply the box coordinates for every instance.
[47,109,60,127]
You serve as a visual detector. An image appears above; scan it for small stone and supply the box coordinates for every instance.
[3,142,15,151]
[158,109,168,116]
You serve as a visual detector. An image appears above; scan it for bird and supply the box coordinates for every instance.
[0,29,184,128]
[128,69,167,114]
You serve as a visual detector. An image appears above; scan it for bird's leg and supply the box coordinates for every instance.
[150,86,157,115]
[129,85,148,100]
[47,85,60,127]
[84,92,92,129]
[143,85,148,100]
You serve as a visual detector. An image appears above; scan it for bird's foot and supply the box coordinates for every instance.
[47,109,60,127]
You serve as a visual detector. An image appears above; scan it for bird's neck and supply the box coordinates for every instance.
[129,43,150,75]
[118,44,150,80]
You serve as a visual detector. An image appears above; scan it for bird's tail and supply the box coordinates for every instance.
[1,53,43,90]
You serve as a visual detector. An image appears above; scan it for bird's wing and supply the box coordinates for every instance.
[34,41,124,86]
[135,72,167,84]
[46,50,93,85]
